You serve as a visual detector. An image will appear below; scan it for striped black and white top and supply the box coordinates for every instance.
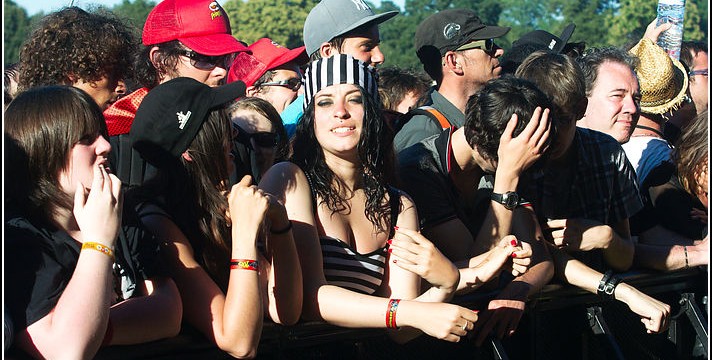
[320,236,388,295]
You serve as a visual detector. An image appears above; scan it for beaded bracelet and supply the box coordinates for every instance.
[270,221,293,235]
[386,299,401,329]
[683,246,689,269]
[230,259,259,271]
[81,242,114,260]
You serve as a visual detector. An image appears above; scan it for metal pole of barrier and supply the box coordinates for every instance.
[586,305,625,360]
[680,293,708,358]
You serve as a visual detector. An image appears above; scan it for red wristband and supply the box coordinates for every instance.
[386,299,401,329]
[230,259,259,271]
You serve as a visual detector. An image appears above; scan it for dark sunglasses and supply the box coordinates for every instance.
[456,38,497,53]
[259,77,302,91]
[689,69,708,78]
[233,123,279,148]
[179,50,230,71]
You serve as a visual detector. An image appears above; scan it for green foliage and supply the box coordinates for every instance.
[223,0,319,48]
[4,0,31,64]
[3,0,709,70]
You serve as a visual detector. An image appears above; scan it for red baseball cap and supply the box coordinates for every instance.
[227,38,308,86]
[142,0,248,56]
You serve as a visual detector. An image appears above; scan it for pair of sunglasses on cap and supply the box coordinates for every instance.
[233,123,279,148]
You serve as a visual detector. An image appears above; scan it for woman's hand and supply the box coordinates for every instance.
[389,227,459,292]
[401,301,479,343]
[228,175,270,239]
[615,284,671,334]
[73,164,122,246]
[462,236,531,290]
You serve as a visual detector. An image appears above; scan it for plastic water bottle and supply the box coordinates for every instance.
[656,0,685,60]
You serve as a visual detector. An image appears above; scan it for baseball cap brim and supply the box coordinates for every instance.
[335,10,398,39]
[555,24,576,53]
[213,80,247,105]
[266,46,309,71]
[179,33,250,56]
[467,25,510,42]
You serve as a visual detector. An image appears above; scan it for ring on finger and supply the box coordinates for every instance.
[461,320,469,330]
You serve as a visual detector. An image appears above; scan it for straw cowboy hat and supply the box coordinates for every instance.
[629,38,689,115]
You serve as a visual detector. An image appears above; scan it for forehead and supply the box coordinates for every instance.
[343,25,381,45]
[592,61,639,93]
[691,51,708,69]
[270,67,301,78]
[315,83,361,97]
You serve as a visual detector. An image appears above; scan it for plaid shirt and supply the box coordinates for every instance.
[520,127,643,226]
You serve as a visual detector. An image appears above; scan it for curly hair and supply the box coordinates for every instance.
[464,76,553,162]
[133,40,185,89]
[291,86,395,233]
[18,7,138,91]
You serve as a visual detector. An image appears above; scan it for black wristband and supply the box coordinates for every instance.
[597,270,620,299]
[270,220,293,235]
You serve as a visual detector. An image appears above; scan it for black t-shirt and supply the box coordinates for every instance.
[4,205,164,333]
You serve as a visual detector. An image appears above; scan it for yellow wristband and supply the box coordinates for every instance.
[81,242,114,260]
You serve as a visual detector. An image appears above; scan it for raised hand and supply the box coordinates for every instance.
[228,175,270,239]
[73,164,122,246]
[496,107,551,178]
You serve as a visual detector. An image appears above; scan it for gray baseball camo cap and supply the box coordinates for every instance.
[303,0,398,56]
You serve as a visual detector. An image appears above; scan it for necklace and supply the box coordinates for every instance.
[634,124,664,138]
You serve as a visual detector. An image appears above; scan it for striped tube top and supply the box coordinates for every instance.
[320,236,388,295]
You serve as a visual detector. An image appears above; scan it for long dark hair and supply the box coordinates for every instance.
[4,85,107,222]
[135,108,233,289]
[291,86,395,233]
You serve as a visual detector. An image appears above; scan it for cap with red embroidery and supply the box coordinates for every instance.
[227,38,308,86]
[142,0,248,56]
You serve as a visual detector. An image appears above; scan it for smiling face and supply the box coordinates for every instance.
[578,61,640,143]
[58,134,111,196]
[313,83,365,158]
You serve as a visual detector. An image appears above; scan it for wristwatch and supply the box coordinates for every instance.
[491,191,521,210]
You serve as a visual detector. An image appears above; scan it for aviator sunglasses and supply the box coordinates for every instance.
[179,49,231,71]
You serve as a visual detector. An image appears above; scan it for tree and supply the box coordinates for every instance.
[223,0,319,49]
[111,0,155,31]
[4,0,31,64]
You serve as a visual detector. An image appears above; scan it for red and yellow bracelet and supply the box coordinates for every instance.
[81,242,114,260]
[230,259,259,271]
[386,299,401,329]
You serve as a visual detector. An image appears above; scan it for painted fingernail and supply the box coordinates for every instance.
[472,310,479,313]
[510,239,518,246]
[387,248,393,253]
[393,259,398,264]
[393,226,399,231]
[387,239,393,244]
[511,252,517,258]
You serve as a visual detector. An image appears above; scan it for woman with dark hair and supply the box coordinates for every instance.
[130,77,301,358]
[259,55,521,343]
[4,86,182,359]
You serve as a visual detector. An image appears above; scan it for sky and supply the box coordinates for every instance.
[13,0,403,16]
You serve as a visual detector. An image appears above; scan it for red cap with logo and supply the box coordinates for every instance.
[227,38,308,86]
[142,0,248,56]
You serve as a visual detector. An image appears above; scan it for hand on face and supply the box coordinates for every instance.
[496,107,551,177]
[73,164,122,246]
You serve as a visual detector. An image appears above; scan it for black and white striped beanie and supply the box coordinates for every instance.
[302,54,379,110]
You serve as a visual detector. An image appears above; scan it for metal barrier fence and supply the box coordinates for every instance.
[6,267,708,359]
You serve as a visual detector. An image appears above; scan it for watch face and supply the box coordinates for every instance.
[504,192,519,209]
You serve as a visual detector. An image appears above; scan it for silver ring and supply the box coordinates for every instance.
[461,320,469,330]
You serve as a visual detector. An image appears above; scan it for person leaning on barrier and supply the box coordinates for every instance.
[515,51,670,334]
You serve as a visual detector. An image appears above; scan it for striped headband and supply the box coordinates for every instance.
[302,54,379,110]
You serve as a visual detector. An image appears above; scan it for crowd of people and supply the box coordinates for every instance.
[3,0,708,358]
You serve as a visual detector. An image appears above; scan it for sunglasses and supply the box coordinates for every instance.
[233,123,279,148]
[179,50,230,71]
[260,77,302,91]
[456,38,497,53]
[689,69,708,78]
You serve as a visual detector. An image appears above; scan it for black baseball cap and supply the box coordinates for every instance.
[415,9,510,59]
[512,24,576,54]
[131,77,246,167]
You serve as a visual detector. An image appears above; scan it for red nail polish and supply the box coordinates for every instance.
[387,248,393,253]
[393,259,398,263]
[387,239,393,244]
[511,252,517,258]
[510,239,518,246]
[472,310,479,313]
[394,226,399,231]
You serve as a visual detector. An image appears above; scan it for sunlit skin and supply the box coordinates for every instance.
[324,25,385,67]
[72,75,125,110]
[395,91,421,114]
[313,84,364,161]
[172,55,229,87]
[688,50,708,114]
[578,61,641,144]
[455,44,505,89]
[58,134,111,196]
[252,67,302,113]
